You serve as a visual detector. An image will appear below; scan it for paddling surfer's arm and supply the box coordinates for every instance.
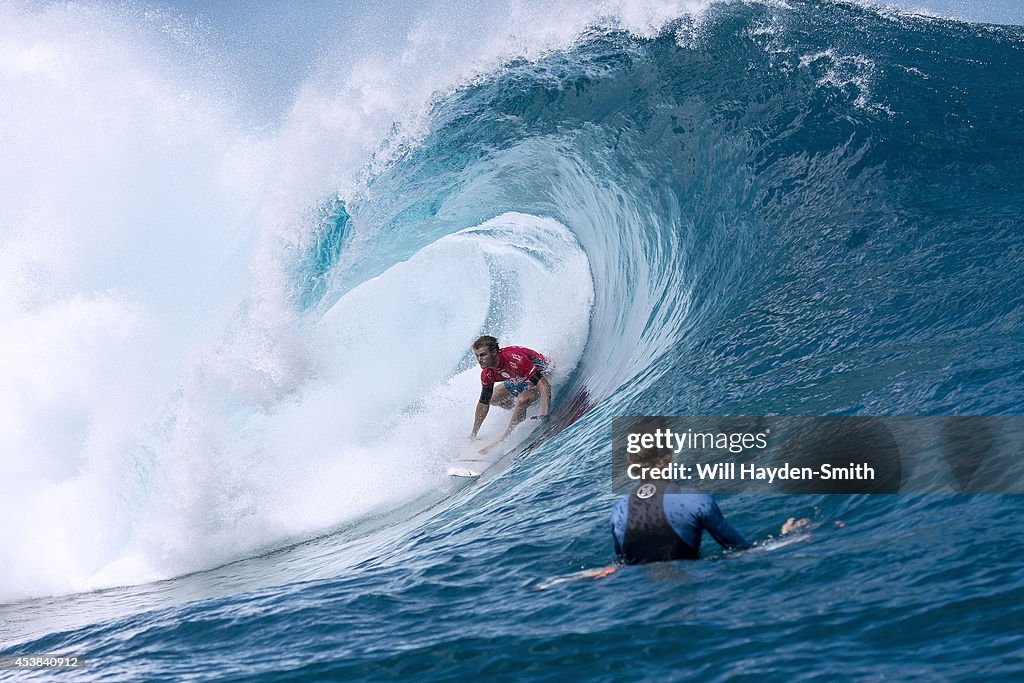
[700,499,752,551]
[781,517,810,535]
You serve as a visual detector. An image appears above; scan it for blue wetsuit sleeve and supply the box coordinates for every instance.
[610,496,628,556]
[702,499,752,550]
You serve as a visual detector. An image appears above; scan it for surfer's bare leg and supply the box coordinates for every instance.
[480,388,537,454]
[489,383,515,410]
[506,387,538,430]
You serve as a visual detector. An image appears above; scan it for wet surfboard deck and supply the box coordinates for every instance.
[447,450,503,478]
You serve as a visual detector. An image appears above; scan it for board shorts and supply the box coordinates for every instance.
[504,359,550,397]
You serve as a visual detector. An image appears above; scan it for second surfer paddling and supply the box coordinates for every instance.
[469,336,552,455]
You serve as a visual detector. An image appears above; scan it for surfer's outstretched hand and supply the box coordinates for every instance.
[781,517,810,535]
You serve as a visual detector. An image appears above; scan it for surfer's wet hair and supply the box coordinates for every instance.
[472,335,499,353]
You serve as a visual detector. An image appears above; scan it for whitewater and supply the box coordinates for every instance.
[2,0,1023,680]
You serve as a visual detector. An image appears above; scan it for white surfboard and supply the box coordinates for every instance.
[447,447,503,477]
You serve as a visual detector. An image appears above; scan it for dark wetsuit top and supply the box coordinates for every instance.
[610,482,751,564]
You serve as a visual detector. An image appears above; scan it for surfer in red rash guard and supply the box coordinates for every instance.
[469,335,552,455]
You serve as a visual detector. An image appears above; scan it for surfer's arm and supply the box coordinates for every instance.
[526,373,551,422]
[535,375,551,417]
[470,386,493,439]
[610,497,628,557]
[702,500,752,550]
[781,517,810,535]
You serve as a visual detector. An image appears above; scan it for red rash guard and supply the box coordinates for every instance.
[478,346,549,404]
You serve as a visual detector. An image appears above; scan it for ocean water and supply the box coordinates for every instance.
[2,0,1023,680]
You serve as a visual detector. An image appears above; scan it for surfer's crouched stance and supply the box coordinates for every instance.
[611,435,752,563]
[469,335,552,455]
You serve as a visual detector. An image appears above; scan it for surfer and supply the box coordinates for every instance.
[611,483,754,563]
[611,432,752,563]
[469,335,552,455]
[612,429,810,562]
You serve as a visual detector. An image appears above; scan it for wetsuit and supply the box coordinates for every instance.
[479,346,550,403]
[610,482,751,564]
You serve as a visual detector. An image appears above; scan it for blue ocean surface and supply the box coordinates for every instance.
[1,0,1023,680]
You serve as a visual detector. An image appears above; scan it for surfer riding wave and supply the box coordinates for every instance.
[469,335,552,455]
